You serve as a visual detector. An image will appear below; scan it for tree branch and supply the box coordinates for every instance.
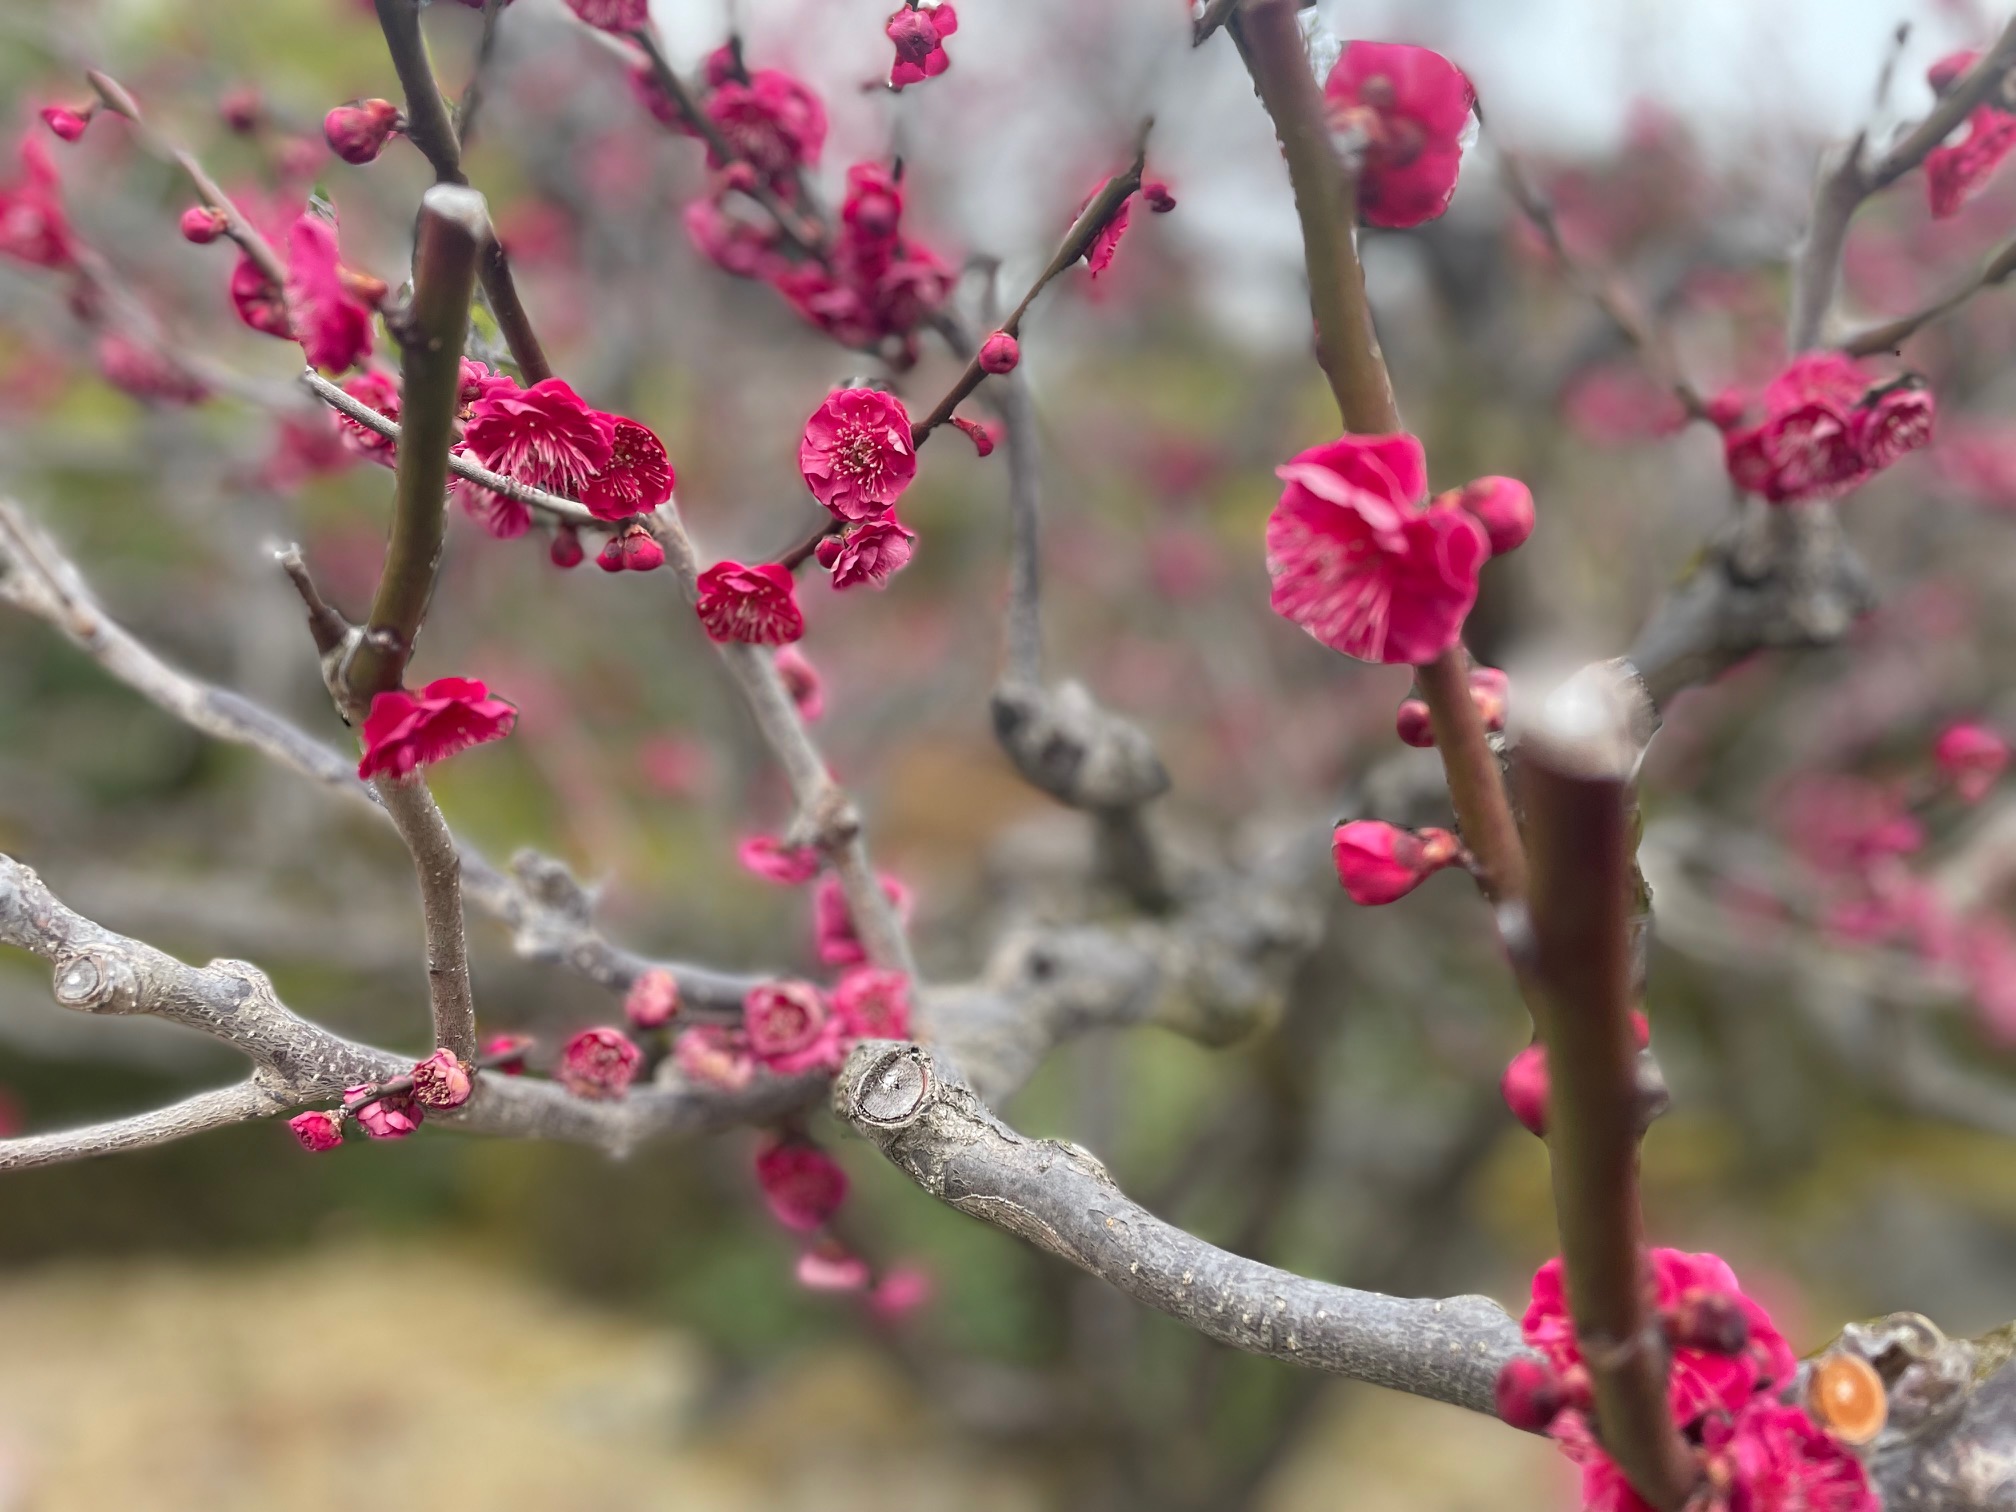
[1416,649,1528,906]
[647,504,918,980]
[833,1042,1528,1414]
[372,0,552,381]
[1840,230,2016,355]
[375,773,477,1062]
[0,1081,278,1172]
[1520,682,1694,1510]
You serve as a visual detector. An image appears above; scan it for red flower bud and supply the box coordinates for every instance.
[596,534,626,573]
[1444,475,1535,556]
[323,99,401,166]
[1469,665,1509,732]
[755,1137,848,1231]
[625,968,680,1029]
[287,1109,345,1152]
[481,1033,533,1074]
[1935,720,2009,804]
[549,524,584,569]
[620,523,666,572]
[39,105,94,144]
[1494,1356,1566,1432]
[180,205,230,244]
[1142,179,1177,213]
[1395,698,1434,747]
[1500,1042,1549,1136]
[346,1084,422,1140]
[795,1240,871,1292]
[1331,819,1451,905]
[219,86,263,133]
[979,330,1020,375]
[410,1048,474,1110]
[951,414,997,456]
[814,533,844,569]
[558,1027,642,1101]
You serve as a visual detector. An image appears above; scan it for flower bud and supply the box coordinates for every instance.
[596,533,626,573]
[625,968,681,1030]
[346,1085,422,1140]
[1142,179,1177,213]
[1469,665,1510,731]
[978,330,1020,375]
[1500,1042,1548,1136]
[481,1033,533,1074]
[814,533,844,569]
[180,205,230,244]
[549,525,584,569]
[287,1109,345,1152]
[868,1264,933,1322]
[755,1137,848,1231]
[1934,720,2009,804]
[1395,698,1434,747]
[620,524,665,572]
[219,86,263,133]
[673,1023,756,1091]
[1666,1288,1751,1356]
[950,415,997,456]
[323,99,401,166]
[721,161,759,194]
[795,1241,871,1292]
[1331,819,1450,905]
[410,1048,474,1110]
[558,1026,642,1101]
[1494,1357,1566,1433]
[39,105,94,143]
[1445,475,1535,556]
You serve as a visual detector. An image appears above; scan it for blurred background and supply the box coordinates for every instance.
[3,0,2016,1507]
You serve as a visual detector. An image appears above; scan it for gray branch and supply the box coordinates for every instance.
[0,1081,278,1172]
[833,1042,1528,1415]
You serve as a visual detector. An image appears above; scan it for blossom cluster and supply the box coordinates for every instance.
[1719,352,1934,505]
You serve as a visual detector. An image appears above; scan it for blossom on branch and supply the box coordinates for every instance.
[558,1026,642,1100]
[284,213,380,375]
[833,967,912,1040]
[704,70,827,175]
[624,969,680,1030]
[738,835,822,886]
[356,677,518,781]
[817,513,917,590]
[754,1137,848,1231]
[673,1023,756,1091]
[886,3,958,90]
[800,388,917,519]
[1322,42,1477,228]
[695,561,805,644]
[0,136,73,269]
[813,872,912,967]
[564,0,648,32]
[1330,820,1461,905]
[1923,51,2016,218]
[287,1109,344,1152]
[346,1084,422,1140]
[322,99,400,165]
[1720,354,1932,504]
[409,1048,474,1110]
[1934,720,2010,803]
[580,416,675,521]
[1265,432,1489,664]
[460,376,615,536]
[743,980,845,1075]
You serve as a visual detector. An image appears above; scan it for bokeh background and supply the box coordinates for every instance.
[3,0,2016,1507]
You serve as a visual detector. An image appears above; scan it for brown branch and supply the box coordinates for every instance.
[834,1042,1529,1413]
[372,0,552,381]
[1228,0,1399,433]
[910,128,1150,445]
[0,1081,278,1173]
[1520,685,1695,1511]
[346,184,487,703]
[1840,231,2016,354]
[648,505,919,980]
[1416,649,1528,906]
[1490,139,1710,422]
[376,774,477,1062]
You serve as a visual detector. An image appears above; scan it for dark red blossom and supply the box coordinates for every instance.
[558,1026,642,1100]
[820,514,916,590]
[595,523,665,573]
[179,205,227,244]
[285,213,379,374]
[1442,475,1534,556]
[695,561,804,644]
[1720,353,1932,504]
[754,1137,848,1231]
[800,388,917,519]
[683,197,785,280]
[229,254,292,339]
[1322,42,1477,228]
[887,3,958,90]
[1499,1043,1548,1135]
[1266,432,1488,664]
[705,70,826,174]
[356,676,517,781]
[581,416,675,521]
[1935,720,2010,803]
[40,105,94,143]
[463,376,614,498]
[346,1084,422,1140]
[288,1109,344,1152]
[978,330,1020,375]
[951,415,997,456]
[336,368,400,465]
[549,525,584,568]
[1927,102,2016,218]
[0,136,72,269]
[743,980,846,1075]
[564,0,648,31]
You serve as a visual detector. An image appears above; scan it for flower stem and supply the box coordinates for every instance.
[1415,650,1526,906]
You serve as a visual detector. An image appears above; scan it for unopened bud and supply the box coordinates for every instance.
[549,525,584,569]
[625,968,681,1029]
[287,1109,345,1152]
[1667,1289,1751,1356]
[323,99,401,166]
[619,523,665,572]
[1494,1357,1566,1432]
[1500,1042,1548,1136]
[978,330,1020,375]
[179,205,230,244]
[1142,179,1177,213]
[39,105,94,143]
[1396,698,1435,747]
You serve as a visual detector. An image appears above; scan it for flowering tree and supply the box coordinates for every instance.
[4,1,2016,1506]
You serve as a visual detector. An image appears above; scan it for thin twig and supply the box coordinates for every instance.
[454,0,510,151]
[376,774,478,1062]
[1840,231,2016,354]
[1416,651,1528,906]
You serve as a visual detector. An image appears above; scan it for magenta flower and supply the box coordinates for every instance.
[695,561,805,645]
[886,3,958,90]
[743,980,846,1076]
[867,1265,933,1322]
[357,676,517,781]
[820,514,917,590]
[684,198,785,280]
[1084,187,1133,278]
[799,388,918,520]
[1935,720,2010,803]
[1855,385,1935,471]
[795,1242,871,1292]
[96,333,207,406]
[558,1026,642,1101]
[1928,102,2016,218]
[738,835,822,886]
[564,0,647,31]
[705,70,827,174]
[673,1023,756,1091]
[285,214,379,374]
[480,1034,533,1075]
[346,1084,422,1140]
[462,376,615,499]
[774,645,825,721]
[287,1109,345,1152]
[624,969,680,1030]
[978,329,1020,375]
[842,162,904,246]
[1330,820,1459,905]
[180,205,228,244]
[1523,1249,1797,1428]
[409,1048,474,1110]
[0,136,73,269]
[951,416,997,456]
[813,872,913,967]
[754,1137,849,1231]
[581,416,675,521]
[1499,1043,1548,1136]
[1720,353,1933,504]
[832,966,912,1040]
[1322,42,1476,228]
[1700,1402,1878,1512]
[230,254,293,339]
[39,104,94,144]
[336,368,400,465]
[1265,432,1487,665]
[322,99,399,165]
